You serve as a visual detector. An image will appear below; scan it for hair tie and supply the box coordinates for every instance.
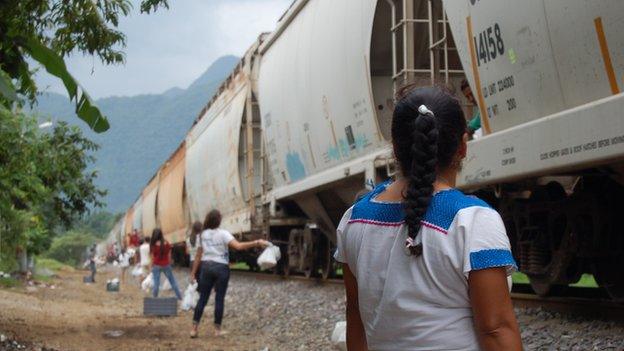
[418,104,435,118]
[404,237,423,256]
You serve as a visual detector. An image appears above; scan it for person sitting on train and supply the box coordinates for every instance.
[461,79,482,139]
[334,86,522,351]
[150,228,183,300]
[189,209,269,338]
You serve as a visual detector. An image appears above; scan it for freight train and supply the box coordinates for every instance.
[103,0,624,300]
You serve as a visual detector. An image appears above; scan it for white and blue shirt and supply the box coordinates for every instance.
[334,181,517,351]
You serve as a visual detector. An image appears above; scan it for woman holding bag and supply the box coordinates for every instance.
[190,209,269,338]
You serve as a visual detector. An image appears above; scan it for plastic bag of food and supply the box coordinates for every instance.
[331,321,347,351]
[181,282,199,310]
[131,264,143,277]
[141,273,153,291]
[257,243,281,270]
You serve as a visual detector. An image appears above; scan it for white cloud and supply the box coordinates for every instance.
[35,0,292,99]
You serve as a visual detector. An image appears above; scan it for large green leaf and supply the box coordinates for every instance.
[24,38,110,133]
[0,69,17,102]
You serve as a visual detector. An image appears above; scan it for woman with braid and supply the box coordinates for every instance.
[334,86,522,350]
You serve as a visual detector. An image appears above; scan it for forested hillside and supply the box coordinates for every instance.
[34,55,239,212]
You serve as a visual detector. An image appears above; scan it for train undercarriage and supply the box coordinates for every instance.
[232,163,624,303]
[494,171,624,301]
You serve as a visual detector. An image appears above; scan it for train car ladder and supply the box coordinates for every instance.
[388,0,461,93]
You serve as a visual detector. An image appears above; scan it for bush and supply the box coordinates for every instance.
[45,231,97,267]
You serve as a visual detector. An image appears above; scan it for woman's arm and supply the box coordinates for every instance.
[190,247,203,281]
[228,239,268,251]
[343,263,368,351]
[469,267,522,351]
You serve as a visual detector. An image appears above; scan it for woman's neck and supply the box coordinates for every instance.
[379,170,457,202]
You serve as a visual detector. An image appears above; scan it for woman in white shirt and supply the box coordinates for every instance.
[189,209,269,338]
[334,86,522,350]
[138,238,151,282]
[117,247,133,284]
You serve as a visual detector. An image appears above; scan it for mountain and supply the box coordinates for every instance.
[34,55,240,213]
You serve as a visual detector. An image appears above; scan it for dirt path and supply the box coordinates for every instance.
[0,267,263,351]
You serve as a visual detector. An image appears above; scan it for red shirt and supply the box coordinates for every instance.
[129,233,140,247]
[151,242,171,266]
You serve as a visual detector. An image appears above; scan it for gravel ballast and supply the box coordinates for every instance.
[218,273,624,350]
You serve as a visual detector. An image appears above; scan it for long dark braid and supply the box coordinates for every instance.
[391,86,467,256]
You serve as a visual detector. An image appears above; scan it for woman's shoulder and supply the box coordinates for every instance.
[423,189,495,233]
[348,181,404,226]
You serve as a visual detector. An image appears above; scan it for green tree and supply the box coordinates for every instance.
[0,0,169,132]
[0,106,105,269]
[71,211,123,239]
[46,230,98,267]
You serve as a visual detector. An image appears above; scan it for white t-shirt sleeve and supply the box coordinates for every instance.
[333,206,353,264]
[220,229,235,246]
[459,206,517,278]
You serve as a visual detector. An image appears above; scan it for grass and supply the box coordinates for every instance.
[33,274,53,283]
[511,272,530,284]
[230,262,250,270]
[512,272,598,288]
[570,274,598,288]
[0,276,19,288]
[36,257,74,272]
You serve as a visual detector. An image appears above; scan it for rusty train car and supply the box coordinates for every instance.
[108,0,624,299]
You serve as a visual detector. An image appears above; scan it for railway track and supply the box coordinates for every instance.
[231,269,624,322]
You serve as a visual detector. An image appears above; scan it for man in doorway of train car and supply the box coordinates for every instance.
[461,79,482,139]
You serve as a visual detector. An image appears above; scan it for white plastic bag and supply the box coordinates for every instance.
[141,272,172,292]
[331,321,347,351]
[131,264,143,277]
[161,277,171,291]
[181,282,199,311]
[257,243,281,270]
[141,273,153,291]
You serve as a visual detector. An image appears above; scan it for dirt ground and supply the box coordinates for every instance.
[0,267,263,351]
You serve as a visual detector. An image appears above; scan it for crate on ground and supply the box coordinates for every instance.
[143,297,177,316]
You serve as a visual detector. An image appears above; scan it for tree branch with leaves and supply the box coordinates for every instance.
[0,0,169,132]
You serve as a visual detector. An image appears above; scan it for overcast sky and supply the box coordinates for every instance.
[35,0,292,99]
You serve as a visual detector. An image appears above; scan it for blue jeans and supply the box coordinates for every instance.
[89,260,96,282]
[152,264,182,300]
[192,261,230,325]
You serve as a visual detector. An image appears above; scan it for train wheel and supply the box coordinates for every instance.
[319,238,332,280]
[302,227,318,279]
[527,276,566,296]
